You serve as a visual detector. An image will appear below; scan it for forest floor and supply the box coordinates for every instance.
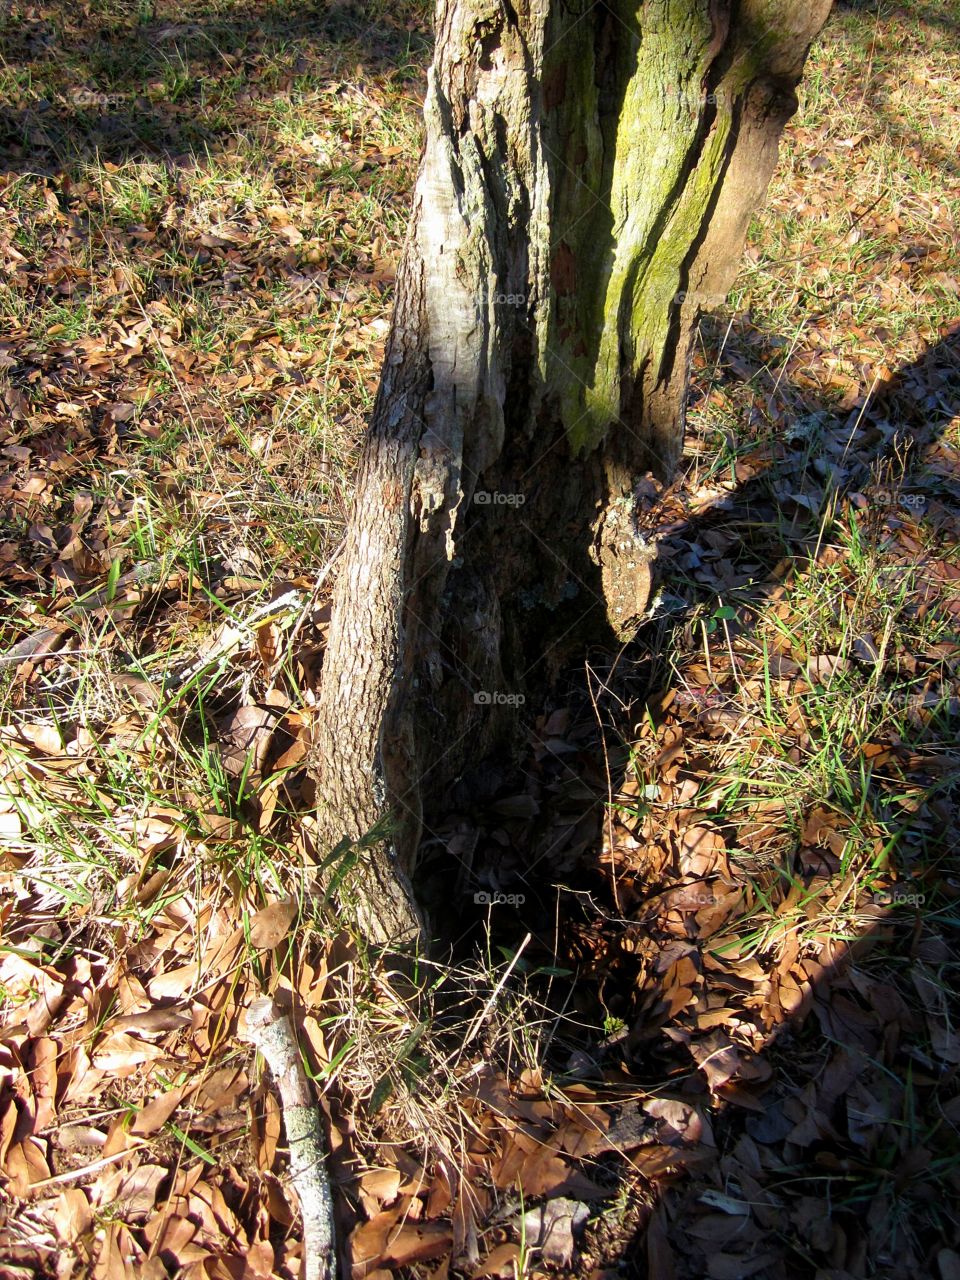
[0,1,958,1278]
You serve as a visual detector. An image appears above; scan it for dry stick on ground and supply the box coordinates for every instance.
[585,656,630,915]
[241,997,336,1280]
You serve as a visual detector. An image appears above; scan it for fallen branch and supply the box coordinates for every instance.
[241,997,336,1280]
[164,588,303,693]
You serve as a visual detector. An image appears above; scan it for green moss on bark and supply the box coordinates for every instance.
[539,0,743,457]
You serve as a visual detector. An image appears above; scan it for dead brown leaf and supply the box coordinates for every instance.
[248,899,297,949]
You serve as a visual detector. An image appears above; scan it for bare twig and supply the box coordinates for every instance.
[457,932,532,1057]
[24,1141,149,1191]
[586,659,622,913]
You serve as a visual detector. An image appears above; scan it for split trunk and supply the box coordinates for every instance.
[313,0,832,945]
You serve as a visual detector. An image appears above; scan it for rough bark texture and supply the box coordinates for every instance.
[313,0,832,946]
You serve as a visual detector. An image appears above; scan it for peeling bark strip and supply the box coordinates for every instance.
[314,0,832,945]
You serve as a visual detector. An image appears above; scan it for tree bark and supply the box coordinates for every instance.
[313,0,832,946]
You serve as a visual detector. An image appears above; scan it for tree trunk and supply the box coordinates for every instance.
[313,0,832,946]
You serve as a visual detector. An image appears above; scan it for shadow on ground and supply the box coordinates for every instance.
[421,322,959,1277]
[0,0,431,172]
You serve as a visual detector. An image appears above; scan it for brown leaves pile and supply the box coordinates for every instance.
[0,623,331,1275]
